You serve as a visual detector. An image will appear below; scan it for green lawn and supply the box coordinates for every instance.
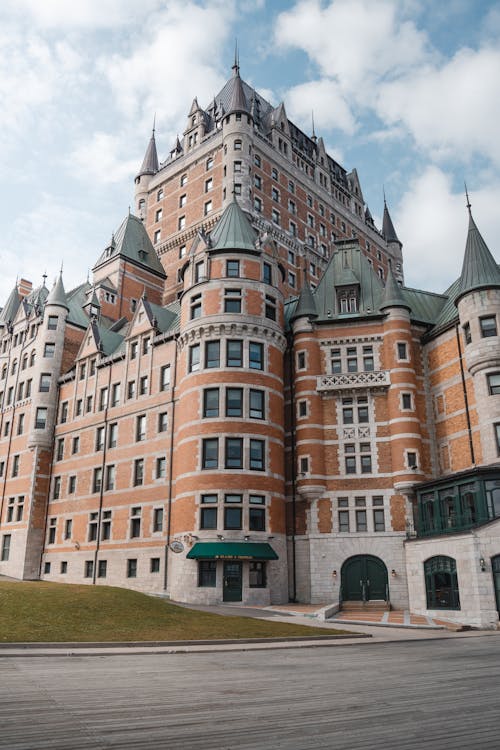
[0,581,348,642]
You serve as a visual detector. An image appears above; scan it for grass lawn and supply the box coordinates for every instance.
[0,581,349,642]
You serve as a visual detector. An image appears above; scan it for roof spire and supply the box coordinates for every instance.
[152,113,156,134]
[232,39,239,76]
[311,110,317,142]
[455,199,500,304]
[137,126,159,178]
[465,181,471,214]
[382,195,401,246]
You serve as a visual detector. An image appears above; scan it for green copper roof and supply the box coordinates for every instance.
[209,197,258,253]
[46,273,69,310]
[290,280,317,322]
[380,268,411,312]
[455,209,500,303]
[94,213,166,277]
[186,542,278,560]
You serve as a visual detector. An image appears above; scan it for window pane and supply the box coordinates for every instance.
[225,438,243,468]
[227,340,242,367]
[226,388,243,417]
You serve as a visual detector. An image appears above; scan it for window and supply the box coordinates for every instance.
[288,271,296,288]
[202,438,218,469]
[105,464,115,491]
[254,174,262,189]
[226,260,240,278]
[397,342,408,360]
[234,139,242,150]
[88,512,98,542]
[487,373,500,395]
[136,415,146,442]
[127,559,137,578]
[35,407,47,429]
[224,288,241,313]
[56,438,64,461]
[205,340,220,368]
[111,383,120,406]
[298,400,307,418]
[155,208,162,222]
[224,387,242,418]
[401,393,413,410]
[16,413,24,435]
[233,160,241,173]
[72,436,79,454]
[139,375,148,395]
[250,389,264,419]
[86,395,93,413]
[101,511,112,540]
[189,344,200,372]
[93,467,102,493]
[355,510,367,531]
[39,373,51,392]
[425,556,460,609]
[198,560,216,587]
[271,209,280,225]
[158,412,168,433]
[360,445,372,474]
[249,496,266,531]
[265,295,276,321]
[250,439,265,470]
[249,342,263,370]
[227,340,243,367]
[254,154,261,167]
[157,188,164,200]
[254,196,262,212]
[1,534,11,561]
[156,457,166,478]
[224,496,242,530]
[127,380,136,399]
[463,322,471,344]
[178,215,186,231]
[271,167,278,180]
[130,507,141,538]
[179,193,187,208]
[204,200,212,216]
[160,365,170,391]
[407,451,418,470]
[338,511,350,532]
[343,403,353,424]
[347,347,358,372]
[179,244,186,258]
[95,426,105,451]
[363,346,374,371]
[76,399,83,416]
[200,495,217,529]
[84,560,94,578]
[48,518,57,544]
[133,459,144,486]
[496,423,500,455]
[44,343,55,358]
[272,187,279,202]
[373,509,385,532]
[297,351,306,370]
[206,157,214,170]
[68,476,76,494]
[262,262,272,285]
[98,560,107,579]
[203,388,219,418]
[345,455,356,474]
[153,508,163,533]
[480,316,497,338]
[249,562,266,587]
[225,438,243,469]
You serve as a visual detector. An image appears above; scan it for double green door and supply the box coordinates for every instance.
[341,555,388,602]
[223,561,242,602]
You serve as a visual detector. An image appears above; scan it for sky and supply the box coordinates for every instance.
[1,0,499,301]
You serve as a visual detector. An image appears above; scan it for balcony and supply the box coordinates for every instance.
[317,370,390,392]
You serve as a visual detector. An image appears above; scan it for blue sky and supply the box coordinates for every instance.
[1,0,499,301]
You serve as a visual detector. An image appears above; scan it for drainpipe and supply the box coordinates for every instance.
[92,357,113,584]
[455,323,475,465]
[287,330,298,603]
[164,333,179,592]
[37,384,60,579]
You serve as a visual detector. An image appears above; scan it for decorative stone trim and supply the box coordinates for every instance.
[317,370,390,391]
[177,322,287,352]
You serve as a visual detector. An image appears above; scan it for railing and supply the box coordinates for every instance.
[317,370,390,391]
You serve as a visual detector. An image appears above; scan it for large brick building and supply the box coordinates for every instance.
[1,63,499,628]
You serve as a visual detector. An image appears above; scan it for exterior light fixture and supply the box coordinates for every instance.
[480,557,486,572]
[332,570,337,578]
[391,569,397,577]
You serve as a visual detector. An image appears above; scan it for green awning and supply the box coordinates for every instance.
[186,542,278,561]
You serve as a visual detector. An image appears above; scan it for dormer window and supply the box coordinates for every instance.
[337,287,358,314]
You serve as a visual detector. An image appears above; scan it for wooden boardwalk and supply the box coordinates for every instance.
[1,636,500,749]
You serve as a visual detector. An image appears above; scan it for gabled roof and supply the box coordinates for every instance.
[144,300,178,334]
[382,200,401,245]
[66,282,92,328]
[137,129,159,177]
[455,208,500,303]
[209,197,258,253]
[93,213,166,278]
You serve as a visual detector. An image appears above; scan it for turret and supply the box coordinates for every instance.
[382,198,404,284]
[221,60,253,213]
[134,125,159,219]
[455,198,500,464]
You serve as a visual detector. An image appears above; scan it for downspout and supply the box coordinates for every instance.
[287,330,298,603]
[92,356,113,584]
[37,384,60,578]
[455,323,475,465]
[164,334,179,592]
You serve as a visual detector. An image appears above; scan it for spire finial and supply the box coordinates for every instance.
[152,113,156,134]
[86,268,90,283]
[465,181,472,213]
[60,261,63,275]
[42,271,47,286]
[311,110,316,139]
[232,39,239,76]
[383,185,387,205]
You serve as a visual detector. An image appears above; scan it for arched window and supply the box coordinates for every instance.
[424,556,460,610]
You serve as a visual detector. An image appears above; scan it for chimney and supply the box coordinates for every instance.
[18,279,33,298]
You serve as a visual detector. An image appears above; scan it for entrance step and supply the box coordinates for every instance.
[341,600,390,612]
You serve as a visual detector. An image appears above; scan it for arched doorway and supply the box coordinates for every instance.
[341,555,388,602]
[492,555,500,616]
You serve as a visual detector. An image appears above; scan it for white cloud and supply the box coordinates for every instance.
[2,0,163,29]
[71,132,140,185]
[100,1,234,128]
[282,79,356,135]
[395,166,500,292]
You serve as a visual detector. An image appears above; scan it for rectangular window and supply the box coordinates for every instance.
[205,340,220,368]
[202,438,218,469]
[249,389,264,419]
[158,412,168,432]
[92,468,102,493]
[265,295,276,321]
[338,510,350,532]
[64,518,73,539]
[360,455,372,474]
[355,510,367,532]
[495,423,500,455]
[224,506,242,530]
[68,476,76,494]
[345,456,356,474]
[72,436,79,454]
[226,260,240,278]
[56,438,64,461]
[127,380,136,399]
[203,388,219,417]
[60,561,68,574]
[139,375,148,395]
[226,388,243,417]
[75,399,83,416]
[52,476,61,500]
[88,512,98,542]
[95,426,105,451]
[373,509,385,532]
[250,439,265,471]
[35,407,47,429]
[249,505,266,531]
[47,315,58,330]
[249,341,263,370]
[130,507,141,538]
[480,316,497,338]
[487,373,500,395]
[101,511,112,541]
[200,503,217,529]
[105,464,115,491]
[463,322,471,344]
[249,561,266,588]
[136,415,146,441]
[84,560,94,578]
[127,559,137,578]
[97,560,107,578]
[156,457,166,478]
[1,534,11,561]
[130,341,138,360]
[190,293,202,319]
[86,395,93,413]
[44,343,55,358]
[189,344,200,372]
[343,406,353,424]
[225,438,243,468]
[397,342,408,360]
[150,557,160,573]
[11,454,19,478]
[111,383,120,406]
[363,346,374,371]
[39,373,51,392]
[198,560,216,587]
[108,423,118,448]
[227,340,243,367]
[99,387,108,411]
[153,508,163,533]
[224,288,241,313]
[133,459,144,486]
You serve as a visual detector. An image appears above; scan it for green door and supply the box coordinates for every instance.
[492,556,500,615]
[223,561,242,602]
[341,555,388,602]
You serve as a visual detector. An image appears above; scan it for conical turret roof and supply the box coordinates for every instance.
[382,200,401,245]
[0,284,21,326]
[379,268,411,312]
[290,279,318,322]
[46,272,69,310]
[137,129,159,177]
[209,197,258,253]
[455,206,500,303]
[227,69,248,114]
